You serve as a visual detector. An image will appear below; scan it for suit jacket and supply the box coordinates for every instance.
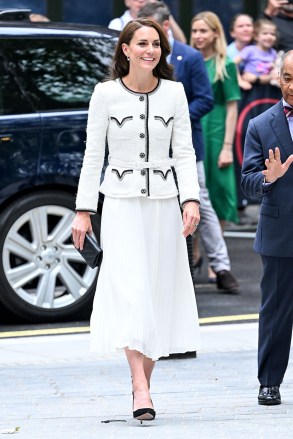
[76,78,199,213]
[241,100,293,257]
[171,40,214,162]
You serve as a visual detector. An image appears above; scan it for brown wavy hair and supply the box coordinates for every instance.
[110,18,174,81]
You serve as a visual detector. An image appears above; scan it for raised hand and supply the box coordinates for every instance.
[262,147,293,183]
[265,0,289,16]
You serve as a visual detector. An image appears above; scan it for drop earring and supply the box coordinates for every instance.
[126,56,129,61]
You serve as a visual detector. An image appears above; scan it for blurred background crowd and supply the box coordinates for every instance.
[2,0,291,290]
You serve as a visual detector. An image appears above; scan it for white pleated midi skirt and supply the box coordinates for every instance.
[90,196,201,360]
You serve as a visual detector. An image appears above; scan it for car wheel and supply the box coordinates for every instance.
[0,191,100,322]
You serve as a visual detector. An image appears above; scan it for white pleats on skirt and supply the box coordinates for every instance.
[90,196,201,361]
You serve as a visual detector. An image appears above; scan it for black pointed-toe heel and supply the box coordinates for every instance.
[132,392,156,422]
[133,407,156,422]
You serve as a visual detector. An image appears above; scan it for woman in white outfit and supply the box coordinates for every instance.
[72,18,201,422]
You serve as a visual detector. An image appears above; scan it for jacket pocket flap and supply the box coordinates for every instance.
[260,204,279,218]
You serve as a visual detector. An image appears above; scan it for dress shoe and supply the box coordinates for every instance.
[133,407,156,422]
[258,386,281,405]
[132,392,156,422]
[216,270,239,294]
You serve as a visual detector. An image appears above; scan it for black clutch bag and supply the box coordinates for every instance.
[72,233,103,269]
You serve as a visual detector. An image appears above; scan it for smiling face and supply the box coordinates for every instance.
[191,19,218,53]
[255,24,277,50]
[122,26,161,73]
[279,53,293,107]
[230,15,253,45]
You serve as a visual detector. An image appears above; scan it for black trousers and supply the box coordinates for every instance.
[258,255,293,386]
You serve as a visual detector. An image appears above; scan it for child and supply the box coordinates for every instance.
[235,19,277,86]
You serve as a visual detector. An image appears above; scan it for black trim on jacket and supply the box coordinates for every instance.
[146,94,150,196]
[111,169,133,180]
[153,169,171,180]
[110,116,133,127]
[154,116,174,127]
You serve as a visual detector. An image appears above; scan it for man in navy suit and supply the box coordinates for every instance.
[139,1,239,293]
[242,50,293,405]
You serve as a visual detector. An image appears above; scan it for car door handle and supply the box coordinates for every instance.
[0,134,13,142]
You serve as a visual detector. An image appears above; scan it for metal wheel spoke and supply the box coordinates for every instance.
[35,271,57,308]
[49,211,75,245]
[5,232,36,261]
[62,246,86,262]
[59,265,87,299]
[6,263,41,289]
[2,200,98,313]
[29,207,49,244]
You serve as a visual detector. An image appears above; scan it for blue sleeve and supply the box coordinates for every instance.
[187,51,214,122]
[241,119,274,199]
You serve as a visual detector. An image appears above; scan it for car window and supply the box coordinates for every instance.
[0,36,116,111]
[0,59,34,116]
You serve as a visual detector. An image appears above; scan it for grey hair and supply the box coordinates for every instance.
[279,50,293,75]
[138,1,171,24]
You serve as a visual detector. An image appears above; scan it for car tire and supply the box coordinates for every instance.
[0,191,100,322]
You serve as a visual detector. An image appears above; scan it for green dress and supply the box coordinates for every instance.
[201,57,240,223]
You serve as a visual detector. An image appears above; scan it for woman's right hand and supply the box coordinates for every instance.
[72,211,92,250]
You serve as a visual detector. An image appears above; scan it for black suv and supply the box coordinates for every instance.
[0,15,117,322]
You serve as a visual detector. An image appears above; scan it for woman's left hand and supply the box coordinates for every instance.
[218,149,233,168]
[182,201,200,237]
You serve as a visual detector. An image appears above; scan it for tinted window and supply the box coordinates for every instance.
[0,36,116,111]
[0,59,34,116]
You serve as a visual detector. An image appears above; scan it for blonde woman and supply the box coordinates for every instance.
[191,11,240,228]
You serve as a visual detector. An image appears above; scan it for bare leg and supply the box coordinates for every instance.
[124,348,153,411]
[208,266,216,281]
[143,356,155,389]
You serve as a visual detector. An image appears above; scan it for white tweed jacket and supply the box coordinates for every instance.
[76,78,200,213]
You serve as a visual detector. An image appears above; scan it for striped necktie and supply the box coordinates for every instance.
[284,106,293,118]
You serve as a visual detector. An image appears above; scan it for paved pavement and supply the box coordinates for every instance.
[1,323,293,438]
